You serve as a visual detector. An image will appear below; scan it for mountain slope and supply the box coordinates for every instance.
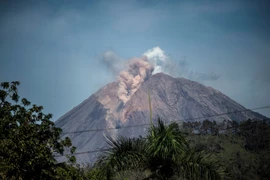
[55,73,266,163]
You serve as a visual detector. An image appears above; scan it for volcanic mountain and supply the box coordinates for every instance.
[55,73,265,164]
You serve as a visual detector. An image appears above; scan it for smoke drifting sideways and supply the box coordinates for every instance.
[100,50,125,75]
[100,46,221,103]
[144,47,221,83]
[100,47,170,78]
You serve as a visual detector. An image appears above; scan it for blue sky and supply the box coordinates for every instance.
[0,0,270,119]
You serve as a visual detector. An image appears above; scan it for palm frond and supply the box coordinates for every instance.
[97,136,145,176]
[177,150,224,180]
[147,118,188,161]
[96,119,224,180]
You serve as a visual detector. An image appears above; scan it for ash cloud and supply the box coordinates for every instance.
[117,56,154,103]
[100,50,125,76]
[99,51,154,104]
[100,46,220,103]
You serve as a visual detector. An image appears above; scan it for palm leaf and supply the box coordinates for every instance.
[96,136,145,179]
[177,150,224,180]
[147,118,188,161]
[96,119,224,180]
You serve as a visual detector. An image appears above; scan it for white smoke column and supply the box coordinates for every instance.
[117,56,154,103]
[143,46,169,74]
[143,46,187,78]
[143,47,221,82]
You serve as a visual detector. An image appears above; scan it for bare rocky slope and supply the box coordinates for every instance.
[55,73,266,164]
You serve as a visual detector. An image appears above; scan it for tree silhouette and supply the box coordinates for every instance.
[0,81,76,179]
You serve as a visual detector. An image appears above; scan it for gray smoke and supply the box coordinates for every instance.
[100,50,125,75]
[100,47,221,103]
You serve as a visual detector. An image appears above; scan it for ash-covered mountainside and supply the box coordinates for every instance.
[55,73,265,164]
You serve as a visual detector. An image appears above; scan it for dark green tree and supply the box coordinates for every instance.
[200,119,213,135]
[0,81,76,179]
[239,119,270,151]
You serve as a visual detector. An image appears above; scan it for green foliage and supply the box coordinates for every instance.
[55,163,86,180]
[96,136,146,179]
[0,81,76,179]
[186,119,270,180]
[147,119,188,161]
[238,119,270,151]
[84,167,107,180]
[96,118,223,180]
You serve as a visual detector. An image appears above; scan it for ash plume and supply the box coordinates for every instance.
[117,56,154,103]
[100,50,125,75]
[99,46,221,104]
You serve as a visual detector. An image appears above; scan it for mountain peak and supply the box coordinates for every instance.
[56,73,266,163]
[148,72,176,82]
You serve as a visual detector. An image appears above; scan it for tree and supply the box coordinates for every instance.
[201,119,213,134]
[239,119,270,152]
[0,81,76,179]
[97,118,223,180]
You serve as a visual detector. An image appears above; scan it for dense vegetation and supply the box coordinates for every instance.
[1,81,270,179]
[0,82,79,179]
[93,119,223,180]
[182,119,270,180]
[87,119,270,180]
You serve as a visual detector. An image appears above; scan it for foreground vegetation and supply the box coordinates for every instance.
[0,82,78,179]
[183,119,270,180]
[93,119,223,180]
[1,81,269,179]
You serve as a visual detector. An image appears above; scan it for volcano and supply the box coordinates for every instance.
[55,73,266,164]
